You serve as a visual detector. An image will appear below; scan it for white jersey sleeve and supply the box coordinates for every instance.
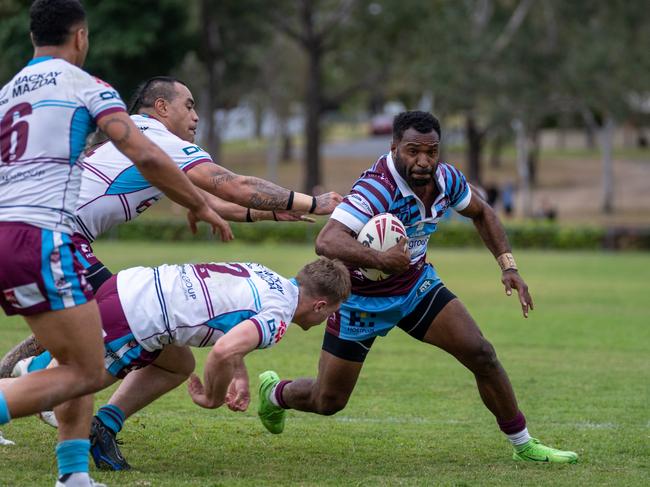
[0,57,126,233]
[116,262,299,352]
[74,114,214,240]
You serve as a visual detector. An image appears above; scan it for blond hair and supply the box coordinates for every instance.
[295,257,351,304]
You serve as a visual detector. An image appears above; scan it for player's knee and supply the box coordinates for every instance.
[56,353,105,393]
[176,352,195,378]
[469,339,499,374]
[315,391,349,416]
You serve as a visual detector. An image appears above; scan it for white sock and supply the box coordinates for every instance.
[58,472,90,486]
[506,427,531,447]
[268,384,281,407]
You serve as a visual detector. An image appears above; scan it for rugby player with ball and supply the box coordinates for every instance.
[258,111,578,464]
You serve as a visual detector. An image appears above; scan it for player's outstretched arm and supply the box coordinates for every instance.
[187,320,259,409]
[186,163,342,215]
[96,111,229,236]
[458,194,534,317]
[315,219,410,274]
[192,190,314,224]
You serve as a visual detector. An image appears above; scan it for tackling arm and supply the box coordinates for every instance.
[187,320,259,409]
[196,189,314,223]
[187,163,341,215]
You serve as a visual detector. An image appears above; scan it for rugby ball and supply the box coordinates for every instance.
[356,213,407,281]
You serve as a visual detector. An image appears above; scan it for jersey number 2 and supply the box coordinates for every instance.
[0,103,32,163]
[193,263,251,280]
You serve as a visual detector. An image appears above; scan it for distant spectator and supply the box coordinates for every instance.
[535,197,557,222]
[485,184,500,207]
[502,182,515,217]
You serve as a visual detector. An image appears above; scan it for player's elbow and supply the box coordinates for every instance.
[314,231,336,258]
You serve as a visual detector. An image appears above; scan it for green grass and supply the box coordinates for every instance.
[0,242,648,486]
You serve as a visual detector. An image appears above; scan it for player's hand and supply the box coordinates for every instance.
[187,207,234,242]
[225,376,250,412]
[377,237,410,274]
[273,210,316,223]
[312,192,343,215]
[502,270,534,318]
[187,373,219,409]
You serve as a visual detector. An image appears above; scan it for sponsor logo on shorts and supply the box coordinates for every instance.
[417,279,434,297]
[3,283,46,308]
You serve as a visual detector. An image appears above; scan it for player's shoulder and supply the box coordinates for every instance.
[135,116,212,161]
[356,154,398,194]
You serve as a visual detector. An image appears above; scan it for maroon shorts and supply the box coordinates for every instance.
[71,232,101,268]
[0,222,93,316]
[96,274,161,378]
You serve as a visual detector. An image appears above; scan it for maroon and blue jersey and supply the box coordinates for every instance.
[331,152,472,297]
[327,152,472,341]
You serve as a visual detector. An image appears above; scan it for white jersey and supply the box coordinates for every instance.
[0,56,126,233]
[75,114,213,241]
[117,262,299,352]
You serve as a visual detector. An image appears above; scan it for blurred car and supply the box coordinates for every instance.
[369,114,393,136]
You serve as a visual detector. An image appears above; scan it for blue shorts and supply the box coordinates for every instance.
[326,264,447,341]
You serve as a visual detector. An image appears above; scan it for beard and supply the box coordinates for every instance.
[410,175,431,186]
[394,151,435,187]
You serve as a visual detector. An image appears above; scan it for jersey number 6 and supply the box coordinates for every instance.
[0,103,32,163]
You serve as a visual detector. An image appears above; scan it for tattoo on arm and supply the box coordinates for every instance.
[0,335,45,378]
[210,173,237,187]
[247,178,290,209]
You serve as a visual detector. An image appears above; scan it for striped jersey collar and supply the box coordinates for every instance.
[386,151,447,219]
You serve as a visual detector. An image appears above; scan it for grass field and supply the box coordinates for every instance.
[0,242,648,486]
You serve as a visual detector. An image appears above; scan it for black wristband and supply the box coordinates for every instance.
[272,211,278,221]
[246,208,253,222]
[286,190,294,210]
[309,196,317,214]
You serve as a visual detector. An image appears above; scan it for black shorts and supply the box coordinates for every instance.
[322,284,456,363]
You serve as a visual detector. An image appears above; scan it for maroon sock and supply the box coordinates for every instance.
[274,380,292,409]
[497,410,526,435]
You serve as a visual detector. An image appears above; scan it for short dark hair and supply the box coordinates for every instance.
[392,111,441,141]
[30,0,86,47]
[128,76,187,115]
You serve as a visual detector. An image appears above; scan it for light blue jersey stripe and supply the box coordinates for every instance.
[206,310,256,334]
[362,178,393,207]
[354,186,387,214]
[60,234,86,305]
[40,230,64,309]
[247,280,261,310]
[339,202,370,223]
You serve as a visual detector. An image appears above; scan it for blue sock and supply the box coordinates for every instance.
[27,351,52,372]
[96,404,125,434]
[55,439,90,476]
[0,391,11,425]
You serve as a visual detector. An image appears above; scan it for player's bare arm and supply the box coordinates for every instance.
[224,357,250,412]
[316,219,410,274]
[187,320,259,409]
[97,111,229,237]
[193,190,314,224]
[459,194,534,317]
[188,163,342,214]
